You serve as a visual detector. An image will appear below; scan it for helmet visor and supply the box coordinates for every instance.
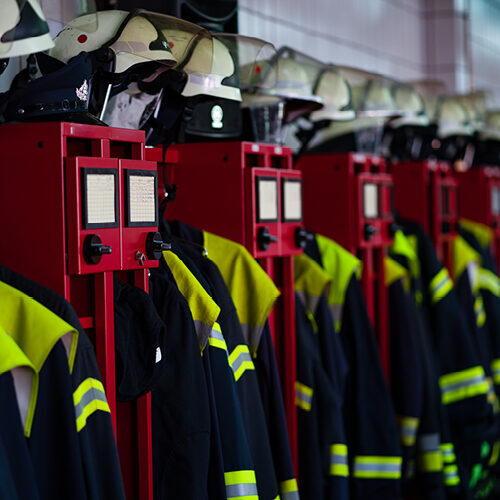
[338,66,402,118]
[39,0,98,31]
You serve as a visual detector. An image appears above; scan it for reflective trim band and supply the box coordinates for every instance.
[295,381,313,411]
[279,478,299,499]
[492,359,500,385]
[418,451,443,472]
[229,345,255,382]
[208,322,228,352]
[330,443,349,476]
[429,268,453,304]
[439,366,489,404]
[224,470,258,500]
[440,443,457,464]
[397,415,419,447]
[444,464,461,486]
[474,295,486,327]
[478,268,500,297]
[73,378,110,432]
[419,433,440,452]
[353,456,402,479]
[489,441,500,467]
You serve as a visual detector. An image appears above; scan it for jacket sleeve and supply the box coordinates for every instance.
[340,276,402,500]
[254,322,299,499]
[71,333,126,500]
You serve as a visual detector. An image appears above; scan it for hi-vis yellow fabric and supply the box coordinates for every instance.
[315,234,362,332]
[224,469,259,500]
[0,323,34,376]
[0,280,79,436]
[391,230,420,279]
[384,257,408,288]
[163,250,220,351]
[0,280,78,372]
[293,253,332,316]
[203,231,280,353]
[459,219,493,250]
[452,235,481,284]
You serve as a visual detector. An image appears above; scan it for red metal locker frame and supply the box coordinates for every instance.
[148,141,301,475]
[457,166,500,270]
[0,122,156,500]
[392,159,458,272]
[295,152,394,381]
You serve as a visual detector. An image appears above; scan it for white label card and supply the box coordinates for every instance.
[363,183,379,218]
[283,180,302,221]
[129,175,156,223]
[258,178,278,221]
[86,174,116,225]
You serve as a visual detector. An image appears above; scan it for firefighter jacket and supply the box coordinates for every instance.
[396,218,496,495]
[168,219,297,500]
[0,264,125,500]
[201,228,294,500]
[389,232,452,500]
[294,253,349,500]
[149,261,213,499]
[385,257,424,484]
[304,234,402,500]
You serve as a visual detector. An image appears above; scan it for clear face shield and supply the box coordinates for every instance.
[99,13,213,127]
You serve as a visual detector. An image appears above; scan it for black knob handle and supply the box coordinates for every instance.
[364,224,378,241]
[146,231,171,260]
[258,227,278,251]
[295,227,314,249]
[83,234,112,265]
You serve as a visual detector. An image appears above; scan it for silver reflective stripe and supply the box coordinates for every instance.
[226,482,258,497]
[331,454,348,466]
[193,320,212,350]
[74,386,108,420]
[440,375,486,395]
[296,386,313,406]
[210,328,225,342]
[240,323,264,352]
[432,276,451,294]
[400,426,418,440]
[281,491,300,500]
[231,350,253,375]
[419,434,440,452]
[354,463,401,473]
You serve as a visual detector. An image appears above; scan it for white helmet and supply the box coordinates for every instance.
[310,66,354,122]
[390,83,428,128]
[436,96,473,138]
[457,90,487,133]
[0,0,54,58]
[51,10,178,74]
[482,111,500,142]
[180,35,241,102]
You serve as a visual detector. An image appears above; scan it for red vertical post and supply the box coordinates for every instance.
[375,247,390,382]
[134,270,154,500]
[94,271,117,433]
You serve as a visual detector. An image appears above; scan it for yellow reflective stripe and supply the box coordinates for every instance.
[429,268,453,304]
[228,345,255,382]
[440,366,489,404]
[396,415,419,447]
[475,295,486,327]
[444,464,461,486]
[418,450,443,472]
[478,268,500,297]
[440,443,457,464]
[279,478,298,495]
[353,455,402,479]
[489,441,500,467]
[73,378,110,432]
[224,470,258,500]
[295,381,313,411]
[208,322,228,352]
[492,359,500,385]
[330,444,349,477]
